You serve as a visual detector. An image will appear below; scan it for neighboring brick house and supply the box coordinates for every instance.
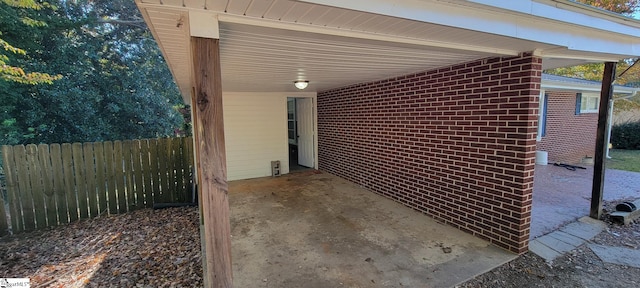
[537,74,639,164]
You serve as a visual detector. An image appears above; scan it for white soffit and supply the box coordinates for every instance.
[136,0,640,101]
[218,22,496,92]
[138,6,192,101]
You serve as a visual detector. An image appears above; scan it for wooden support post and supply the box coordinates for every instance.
[191,36,233,287]
[590,62,616,219]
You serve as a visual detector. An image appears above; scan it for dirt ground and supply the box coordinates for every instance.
[459,200,640,288]
[0,175,638,287]
[0,207,203,287]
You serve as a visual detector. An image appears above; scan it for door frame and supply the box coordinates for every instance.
[285,94,318,173]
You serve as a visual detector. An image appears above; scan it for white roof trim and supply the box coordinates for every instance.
[542,76,639,94]
[297,0,640,57]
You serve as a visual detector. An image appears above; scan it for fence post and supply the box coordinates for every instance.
[0,194,7,236]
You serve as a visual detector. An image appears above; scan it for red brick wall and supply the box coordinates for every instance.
[317,53,541,253]
[536,91,597,164]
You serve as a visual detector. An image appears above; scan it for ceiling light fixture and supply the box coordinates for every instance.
[294,80,309,90]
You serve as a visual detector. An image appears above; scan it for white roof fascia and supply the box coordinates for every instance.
[469,0,640,33]
[296,0,640,57]
[542,81,639,94]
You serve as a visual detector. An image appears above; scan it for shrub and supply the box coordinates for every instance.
[612,120,640,149]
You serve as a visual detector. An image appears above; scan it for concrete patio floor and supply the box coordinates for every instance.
[229,171,516,288]
[531,164,640,239]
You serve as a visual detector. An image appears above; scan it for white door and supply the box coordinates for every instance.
[296,98,314,168]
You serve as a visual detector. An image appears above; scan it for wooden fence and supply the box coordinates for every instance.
[0,137,193,236]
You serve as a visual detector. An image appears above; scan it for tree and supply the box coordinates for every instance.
[577,0,639,15]
[0,0,61,84]
[0,0,184,146]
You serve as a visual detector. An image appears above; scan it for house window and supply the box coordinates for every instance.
[576,93,599,114]
[537,91,548,141]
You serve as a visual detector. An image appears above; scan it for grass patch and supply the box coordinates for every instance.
[607,149,640,172]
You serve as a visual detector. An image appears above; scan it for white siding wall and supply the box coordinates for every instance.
[223,92,316,181]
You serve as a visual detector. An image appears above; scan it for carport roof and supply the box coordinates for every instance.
[134,0,640,103]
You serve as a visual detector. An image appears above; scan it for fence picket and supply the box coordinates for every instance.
[168,138,176,202]
[132,140,144,209]
[38,144,57,227]
[94,142,107,216]
[149,140,160,204]
[0,192,7,236]
[158,139,170,203]
[122,140,137,211]
[122,141,134,212]
[104,141,118,215]
[72,143,88,219]
[62,143,78,222]
[50,144,69,224]
[1,137,193,234]
[83,143,98,218]
[0,145,8,235]
[167,138,177,202]
[2,145,22,232]
[19,145,37,230]
[26,144,48,229]
[183,137,194,203]
[140,140,153,208]
[113,141,126,214]
[174,138,185,202]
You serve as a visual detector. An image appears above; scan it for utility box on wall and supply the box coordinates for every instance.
[271,160,281,177]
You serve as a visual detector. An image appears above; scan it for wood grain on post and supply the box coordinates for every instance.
[192,36,233,288]
[591,62,616,219]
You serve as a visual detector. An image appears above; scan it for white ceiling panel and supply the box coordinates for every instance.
[245,0,276,17]
[217,22,493,92]
[280,2,315,22]
[298,5,331,25]
[136,0,640,103]
[226,0,252,15]
[205,0,228,11]
[262,0,293,20]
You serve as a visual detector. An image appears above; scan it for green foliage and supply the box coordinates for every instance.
[0,0,62,84]
[0,0,184,146]
[611,120,640,149]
